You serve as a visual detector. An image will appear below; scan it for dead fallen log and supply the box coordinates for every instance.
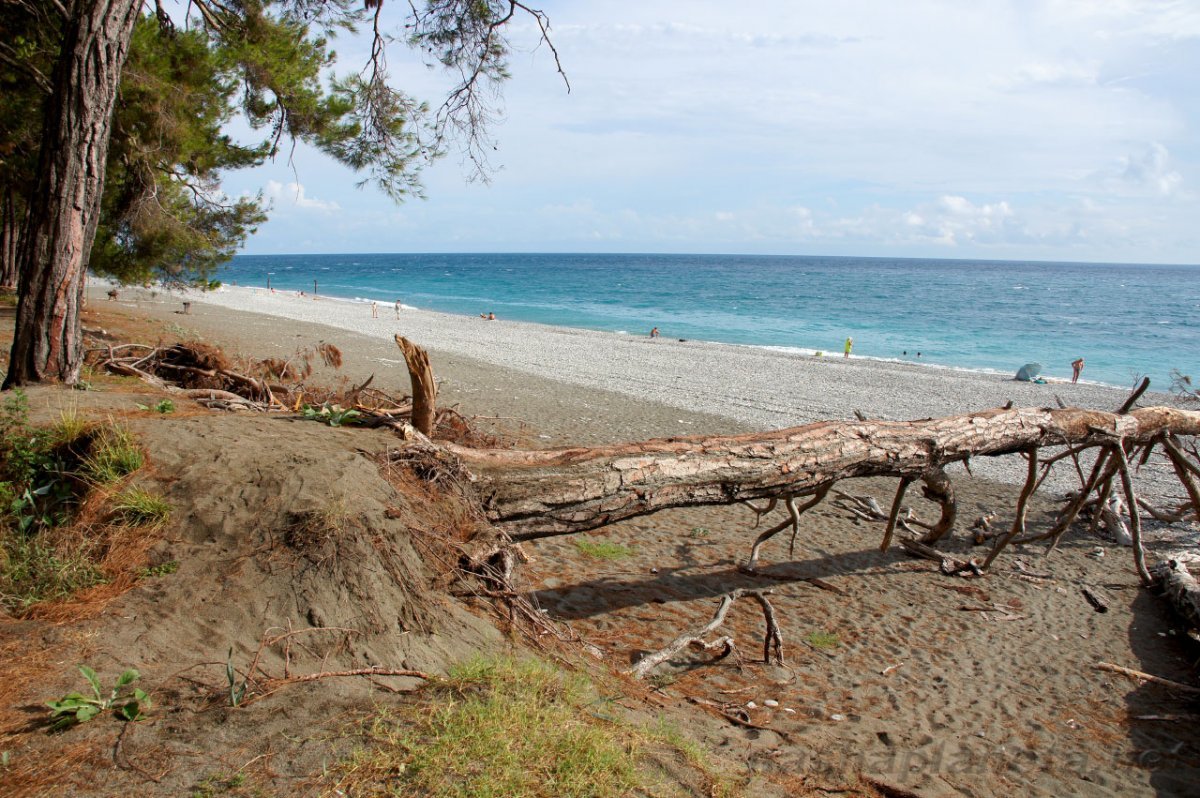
[451,405,1200,543]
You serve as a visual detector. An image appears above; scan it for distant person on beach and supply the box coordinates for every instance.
[394,300,402,318]
[487,312,496,320]
[371,302,378,319]
[844,337,853,358]
[1072,357,1085,383]
[650,327,660,338]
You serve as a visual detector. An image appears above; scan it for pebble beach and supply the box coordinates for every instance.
[151,284,1184,500]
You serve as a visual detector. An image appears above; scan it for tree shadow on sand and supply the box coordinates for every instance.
[527,545,899,621]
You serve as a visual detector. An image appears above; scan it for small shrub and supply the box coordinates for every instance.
[574,538,634,560]
[135,399,175,414]
[112,488,171,527]
[46,665,150,731]
[331,657,643,798]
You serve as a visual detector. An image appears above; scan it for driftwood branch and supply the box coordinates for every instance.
[629,588,782,678]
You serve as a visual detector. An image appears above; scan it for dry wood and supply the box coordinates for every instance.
[1161,436,1200,522]
[1153,560,1200,634]
[1081,586,1109,613]
[395,335,437,436]
[452,405,1200,545]
[879,476,914,552]
[1110,445,1152,585]
[982,447,1039,569]
[1096,662,1200,694]
[916,466,957,544]
[629,588,782,678]
[898,538,980,577]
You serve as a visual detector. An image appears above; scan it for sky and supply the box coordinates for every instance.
[226,1,1200,264]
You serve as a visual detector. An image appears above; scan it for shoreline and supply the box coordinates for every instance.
[170,284,1167,426]
[94,282,1187,501]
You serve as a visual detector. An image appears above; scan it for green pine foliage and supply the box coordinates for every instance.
[0,2,487,288]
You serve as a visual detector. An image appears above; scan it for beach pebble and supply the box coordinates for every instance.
[830,713,846,722]
[782,707,796,714]
[1089,547,1105,558]
[764,699,779,708]
[746,701,758,709]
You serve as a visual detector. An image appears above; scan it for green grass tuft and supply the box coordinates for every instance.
[573,539,634,560]
[112,487,171,528]
[804,631,840,650]
[82,426,143,485]
[332,657,646,798]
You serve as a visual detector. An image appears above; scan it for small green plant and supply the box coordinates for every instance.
[688,526,710,538]
[111,487,171,527]
[301,403,361,427]
[192,771,246,797]
[137,560,179,579]
[135,399,176,414]
[82,425,143,484]
[805,631,840,650]
[226,648,249,707]
[46,665,150,731]
[573,538,634,560]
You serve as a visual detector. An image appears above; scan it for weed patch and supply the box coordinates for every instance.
[330,657,647,797]
[574,538,634,560]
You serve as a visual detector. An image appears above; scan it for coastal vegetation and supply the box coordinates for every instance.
[0,388,168,613]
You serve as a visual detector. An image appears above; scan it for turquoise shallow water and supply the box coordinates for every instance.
[222,253,1199,390]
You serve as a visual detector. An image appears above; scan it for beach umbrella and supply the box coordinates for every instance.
[1014,363,1043,382]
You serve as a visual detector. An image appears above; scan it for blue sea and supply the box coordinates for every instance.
[221,253,1198,391]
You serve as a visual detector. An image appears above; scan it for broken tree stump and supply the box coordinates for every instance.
[395,335,437,437]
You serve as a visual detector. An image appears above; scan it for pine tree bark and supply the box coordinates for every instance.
[0,186,20,290]
[3,0,140,387]
[446,405,1200,540]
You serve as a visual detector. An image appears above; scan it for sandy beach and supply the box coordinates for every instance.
[64,284,1200,797]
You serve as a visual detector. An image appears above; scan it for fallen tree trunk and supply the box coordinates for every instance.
[448,405,1200,541]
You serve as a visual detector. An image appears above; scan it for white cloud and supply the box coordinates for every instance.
[1106,143,1184,196]
[264,180,341,212]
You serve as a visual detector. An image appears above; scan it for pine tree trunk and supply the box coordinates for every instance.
[3,0,140,387]
[0,186,20,291]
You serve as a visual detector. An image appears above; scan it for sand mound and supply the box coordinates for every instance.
[3,392,503,796]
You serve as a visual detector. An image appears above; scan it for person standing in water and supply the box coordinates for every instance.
[844,337,853,358]
[1071,357,1084,383]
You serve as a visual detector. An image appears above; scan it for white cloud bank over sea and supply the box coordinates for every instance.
[225,1,1200,264]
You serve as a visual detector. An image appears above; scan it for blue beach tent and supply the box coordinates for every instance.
[1014,363,1043,382]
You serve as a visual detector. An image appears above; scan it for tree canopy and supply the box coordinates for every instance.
[1,0,561,385]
